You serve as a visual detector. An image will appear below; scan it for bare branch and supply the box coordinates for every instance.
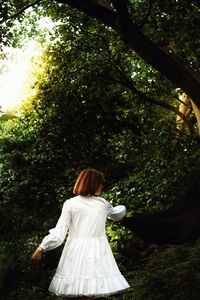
[116,68,194,134]
[5,0,43,21]
[177,97,192,109]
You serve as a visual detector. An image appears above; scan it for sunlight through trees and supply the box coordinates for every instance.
[0,1,200,300]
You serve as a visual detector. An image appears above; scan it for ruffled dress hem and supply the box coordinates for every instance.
[48,273,130,298]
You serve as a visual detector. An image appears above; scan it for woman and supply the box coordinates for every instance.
[31,168,129,299]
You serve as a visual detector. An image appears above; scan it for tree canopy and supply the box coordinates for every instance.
[1,1,200,300]
[1,0,200,108]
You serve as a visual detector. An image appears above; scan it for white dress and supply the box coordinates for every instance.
[39,195,130,298]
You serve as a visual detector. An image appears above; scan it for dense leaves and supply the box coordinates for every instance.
[0,2,200,300]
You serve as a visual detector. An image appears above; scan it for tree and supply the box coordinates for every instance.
[2,0,199,108]
[1,0,200,137]
[0,4,200,299]
[56,0,200,108]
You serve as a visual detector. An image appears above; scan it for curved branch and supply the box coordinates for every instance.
[3,0,200,109]
[54,0,200,109]
[5,0,43,21]
[116,68,194,134]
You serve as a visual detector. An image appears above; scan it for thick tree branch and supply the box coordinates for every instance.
[111,0,130,19]
[191,100,200,136]
[54,0,200,109]
[116,68,194,134]
[4,0,200,109]
[54,0,118,28]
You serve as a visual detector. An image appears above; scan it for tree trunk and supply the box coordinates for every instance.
[176,94,192,133]
[117,21,200,109]
[191,99,200,136]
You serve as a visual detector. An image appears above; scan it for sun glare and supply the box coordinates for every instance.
[0,41,39,112]
[0,16,57,113]
[0,16,58,113]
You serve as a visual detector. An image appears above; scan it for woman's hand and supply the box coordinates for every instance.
[31,247,43,263]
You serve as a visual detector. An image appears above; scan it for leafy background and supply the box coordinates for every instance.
[0,1,200,299]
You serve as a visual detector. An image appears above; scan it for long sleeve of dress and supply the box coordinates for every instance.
[106,201,126,221]
[39,201,71,252]
[107,202,115,217]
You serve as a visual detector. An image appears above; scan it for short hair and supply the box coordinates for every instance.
[73,168,104,196]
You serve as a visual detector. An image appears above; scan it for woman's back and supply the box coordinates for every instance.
[68,195,107,239]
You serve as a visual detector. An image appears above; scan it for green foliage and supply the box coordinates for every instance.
[144,0,200,71]
[0,2,200,300]
[105,119,200,213]
[125,241,200,300]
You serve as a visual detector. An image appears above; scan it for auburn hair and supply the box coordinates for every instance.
[73,168,104,196]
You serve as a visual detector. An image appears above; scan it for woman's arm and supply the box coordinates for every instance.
[107,202,126,221]
[31,201,71,261]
